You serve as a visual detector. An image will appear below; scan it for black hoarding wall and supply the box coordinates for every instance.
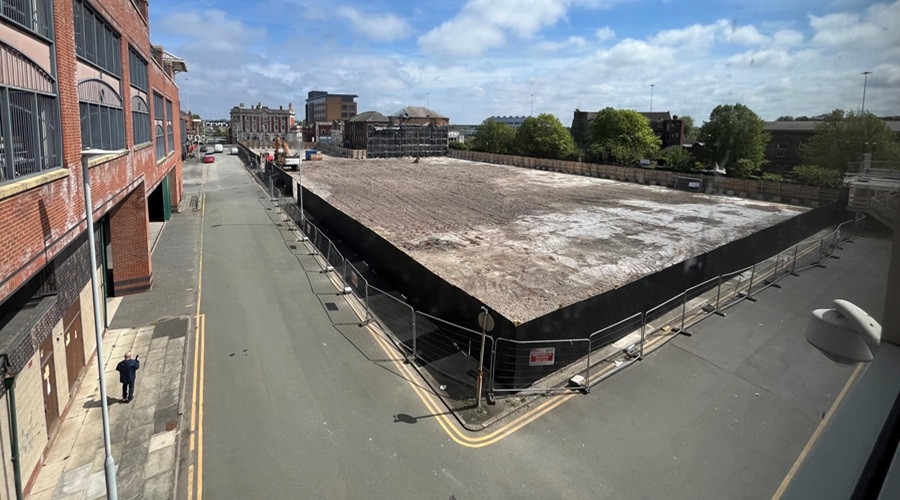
[296,171,849,388]
[509,193,850,385]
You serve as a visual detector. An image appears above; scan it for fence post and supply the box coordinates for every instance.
[680,293,687,332]
[715,275,723,313]
[411,306,417,362]
[639,312,645,359]
[364,284,370,324]
[791,245,799,275]
[747,263,756,299]
[585,341,591,394]
[817,239,825,264]
[489,342,497,395]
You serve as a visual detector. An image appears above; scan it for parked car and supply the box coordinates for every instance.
[202,154,215,163]
[199,146,208,153]
[230,147,239,155]
[214,144,223,153]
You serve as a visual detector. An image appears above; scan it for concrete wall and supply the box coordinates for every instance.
[14,350,46,494]
[0,394,15,500]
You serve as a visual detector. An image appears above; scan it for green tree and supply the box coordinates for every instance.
[657,145,695,171]
[681,115,697,141]
[471,119,516,154]
[800,109,900,173]
[586,108,661,165]
[793,164,843,187]
[514,113,575,159]
[698,103,769,177]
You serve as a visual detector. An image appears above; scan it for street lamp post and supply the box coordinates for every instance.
[650,83,655,112]
[81,149,122,500]
[861,71,871,114]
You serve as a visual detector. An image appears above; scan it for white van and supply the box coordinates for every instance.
[214,144,224,153]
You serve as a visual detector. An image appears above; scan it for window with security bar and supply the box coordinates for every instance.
[0,40,62,183]
[166,99,173,153]
[1,0,53,39]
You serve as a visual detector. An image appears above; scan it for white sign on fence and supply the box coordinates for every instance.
[529,347,555,366]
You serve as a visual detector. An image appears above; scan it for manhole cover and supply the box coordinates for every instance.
[324,302,339,311]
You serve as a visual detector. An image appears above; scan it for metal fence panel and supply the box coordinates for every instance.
[683,276,721,328]
[644,294,685,339]
[413,311,491,389]
[326,240,344,275]
[366,285,415,352]
[492,338,589,392]
[589,312,642,352]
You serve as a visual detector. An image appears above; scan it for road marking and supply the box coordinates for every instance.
[363,314,574,448]
[771,362,865,499]
[188,193,206,500]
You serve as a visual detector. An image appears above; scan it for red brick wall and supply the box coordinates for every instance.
[109,182,152,294]
[0,0,183,302]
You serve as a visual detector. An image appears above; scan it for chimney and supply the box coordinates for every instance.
[279,105,283,110]
[139,0,149,20]
[239,103,244,108]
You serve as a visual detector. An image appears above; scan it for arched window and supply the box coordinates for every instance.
[1,41,61,181]
[131,95,150,145]
[78,78,124,150]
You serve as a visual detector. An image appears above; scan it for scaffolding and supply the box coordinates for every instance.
[366,125,449,158]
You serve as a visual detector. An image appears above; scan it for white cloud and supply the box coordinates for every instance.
[595,26,615,41]
[336,6,411,42]
[418,0,571,58]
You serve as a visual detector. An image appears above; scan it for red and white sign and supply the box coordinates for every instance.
[529,347,555,366]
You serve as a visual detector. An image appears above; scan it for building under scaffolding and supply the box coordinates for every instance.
[345,107,449,158]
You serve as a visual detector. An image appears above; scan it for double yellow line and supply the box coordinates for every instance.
[360,306,575,448]
[188,194,206,500]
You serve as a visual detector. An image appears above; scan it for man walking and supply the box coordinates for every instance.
[116,353,140,403]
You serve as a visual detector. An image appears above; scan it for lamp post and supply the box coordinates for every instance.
[861,71,871,114]
[650,83,655,112]
[81,149,121,500]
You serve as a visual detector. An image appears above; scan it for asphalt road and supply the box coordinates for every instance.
[188,153,892,499]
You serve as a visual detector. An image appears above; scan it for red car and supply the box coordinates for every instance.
[202,154,215,164]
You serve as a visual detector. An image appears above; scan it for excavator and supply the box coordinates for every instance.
[273,135,301,171]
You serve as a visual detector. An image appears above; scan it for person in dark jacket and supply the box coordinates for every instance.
[116,353,140,403]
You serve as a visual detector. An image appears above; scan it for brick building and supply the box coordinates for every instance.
[304,90,357,125]
[572,109,684,148]
[229,101,294,148]
[0,1,183,496]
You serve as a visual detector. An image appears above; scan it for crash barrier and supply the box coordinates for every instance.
[449,149,842,208]
[257,163,860,396]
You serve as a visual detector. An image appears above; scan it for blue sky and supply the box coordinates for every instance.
[149,0,900,125]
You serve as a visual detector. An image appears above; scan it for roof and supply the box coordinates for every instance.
[349,111,388,123]
[639,111,672,121]
[765,121,900,133]
[391,106,448,120]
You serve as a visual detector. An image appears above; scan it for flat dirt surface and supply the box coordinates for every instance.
[296,155,806,324]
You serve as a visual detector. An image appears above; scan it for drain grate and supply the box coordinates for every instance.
[324,302,339,311]
[289,245,297,250]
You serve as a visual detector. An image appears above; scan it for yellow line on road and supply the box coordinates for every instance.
[771,362,865,499]
[364,316,574,448]
[189,193,206,500]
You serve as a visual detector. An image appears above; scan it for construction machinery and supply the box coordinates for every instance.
[273,136,301,170]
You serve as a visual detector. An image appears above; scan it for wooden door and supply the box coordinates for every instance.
[64,298,86,390]
[40,335,59,437]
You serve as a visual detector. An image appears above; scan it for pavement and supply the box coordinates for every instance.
[25,163,203,499]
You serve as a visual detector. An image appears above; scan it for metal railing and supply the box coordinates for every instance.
[256,158,861,398]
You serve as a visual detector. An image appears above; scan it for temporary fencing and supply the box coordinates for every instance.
[255,156,861,397]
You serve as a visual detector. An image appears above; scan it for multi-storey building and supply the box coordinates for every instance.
[229,102,295,148]
[572,109,685,149]
[488,116,527,128]
[0,1,183,495]
[304,90,357,125]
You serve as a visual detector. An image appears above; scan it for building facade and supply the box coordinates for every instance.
[572,109,684,149]
[304,90,357,125]
[0,1,183,496]
[229,102,294,148]
[488,116,526,128]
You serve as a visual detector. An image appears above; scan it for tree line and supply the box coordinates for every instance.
[453,105,899,187]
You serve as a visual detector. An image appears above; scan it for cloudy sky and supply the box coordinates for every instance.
[149,0,900,125]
